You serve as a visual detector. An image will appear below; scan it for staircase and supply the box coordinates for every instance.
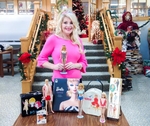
[32,42,110,91]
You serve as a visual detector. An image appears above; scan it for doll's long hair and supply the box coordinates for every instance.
[55,9,84,54]
[101,92,107,99]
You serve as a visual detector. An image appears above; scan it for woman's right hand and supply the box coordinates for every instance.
[54,63,64,71]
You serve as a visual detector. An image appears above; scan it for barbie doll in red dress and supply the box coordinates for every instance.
[99,92,107,123]
[42,79,54,115]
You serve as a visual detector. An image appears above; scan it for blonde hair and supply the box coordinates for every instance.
[45,79,49,82]
[66,78,80,97]
[101,92,107,99]
[78,83,84,90]
[55,9,83,53]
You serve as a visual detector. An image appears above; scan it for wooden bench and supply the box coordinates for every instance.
[13,111,129,126]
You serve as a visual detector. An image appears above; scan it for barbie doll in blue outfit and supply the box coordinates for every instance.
[77,83,85,118]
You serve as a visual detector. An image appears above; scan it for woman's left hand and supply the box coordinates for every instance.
[65,62,75,70]
[65,62,82,70]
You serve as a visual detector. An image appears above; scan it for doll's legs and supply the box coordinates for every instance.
[48,101,54,113]
[45,100,48,115]
[100,108,106,123]
[25,109,28,114]
[77,100,84,118]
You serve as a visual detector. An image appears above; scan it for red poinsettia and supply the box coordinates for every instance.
[111,47,126,66]
[18,52,32,64]
[43,30,51,40]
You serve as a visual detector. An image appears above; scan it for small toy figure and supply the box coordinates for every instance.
[77,83,85,118]
[91,20,104,44]
[23,99,29,115]
[42,79,54,115]
[99,92,107,123]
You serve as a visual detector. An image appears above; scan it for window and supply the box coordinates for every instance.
[131,0,150,17]
[109,0,126,18]
[90,0,96,20]
[0,0,14,15]
[0,0,42,15]
[19,0,34,15]
[109,0,150,18]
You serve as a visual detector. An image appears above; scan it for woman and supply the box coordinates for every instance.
[37,9,88,82]
[59,78,79,112]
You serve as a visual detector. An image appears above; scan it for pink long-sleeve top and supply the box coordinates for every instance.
[37,34,88,81]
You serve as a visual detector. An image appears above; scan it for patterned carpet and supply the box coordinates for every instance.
[0,69,150,126]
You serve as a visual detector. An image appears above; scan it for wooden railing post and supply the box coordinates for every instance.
[20,37,30,52]
[33,1,40,14]
[113,36,123,78]
[68,1,72,9]
[102,0,110,9]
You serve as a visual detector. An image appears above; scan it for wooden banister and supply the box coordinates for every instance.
[20,8,49,93]
[99,8,122,78]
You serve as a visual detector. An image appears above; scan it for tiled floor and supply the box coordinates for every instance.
[0,68,150,126]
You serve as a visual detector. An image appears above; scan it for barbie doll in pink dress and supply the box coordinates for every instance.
[99,92,107,123]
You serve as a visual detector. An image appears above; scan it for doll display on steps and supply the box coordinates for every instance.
[91,20,104,44]
[99,92,107,123]
[42,79,54,115]
[72,0,88,38]
[77,83,85,118]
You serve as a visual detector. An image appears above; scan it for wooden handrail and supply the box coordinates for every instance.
[20,8,49,93]
[100,11,112,52]
[99,8,123,78]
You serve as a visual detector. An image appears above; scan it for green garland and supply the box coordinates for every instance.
[106,10,119,28]
[96,11,104,31]
[114,29,127,39]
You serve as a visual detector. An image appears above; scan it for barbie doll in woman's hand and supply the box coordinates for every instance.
[60,45,67,74]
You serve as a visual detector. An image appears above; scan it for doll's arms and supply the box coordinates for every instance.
[42,86,45,99]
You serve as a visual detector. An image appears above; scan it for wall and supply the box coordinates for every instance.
[137,21,150,60]
[0,15,33,41]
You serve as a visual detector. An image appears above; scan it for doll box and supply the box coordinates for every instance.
[107,78,122,120]
[53,78,81,113]
[37,109,47,124]
[20,91,43,117]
